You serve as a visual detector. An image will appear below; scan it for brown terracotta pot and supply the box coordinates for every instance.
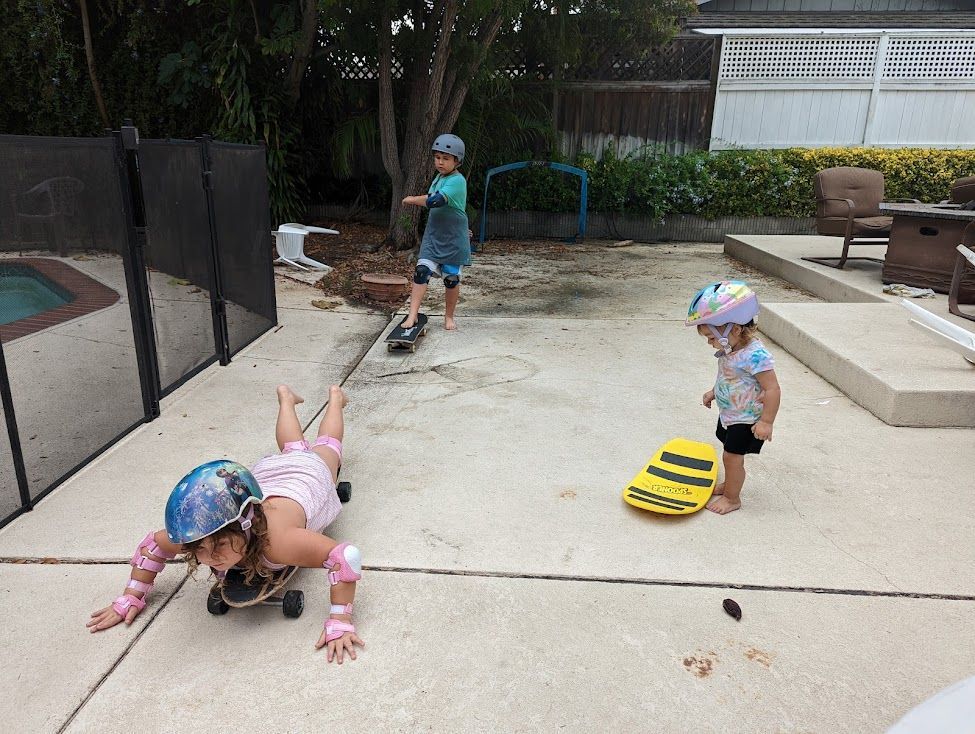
[361,273,408,302]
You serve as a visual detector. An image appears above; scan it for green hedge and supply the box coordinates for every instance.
[480,147,975,220]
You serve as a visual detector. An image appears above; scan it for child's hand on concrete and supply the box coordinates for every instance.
[87,600,140,632]
[702,389,715,409]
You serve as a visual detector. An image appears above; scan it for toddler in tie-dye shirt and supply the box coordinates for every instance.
[697,319,781,515]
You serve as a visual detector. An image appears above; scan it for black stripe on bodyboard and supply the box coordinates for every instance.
[660,451,714,472]
[627,492,692,511]
[626,486,698,508]
[645,465,714,487]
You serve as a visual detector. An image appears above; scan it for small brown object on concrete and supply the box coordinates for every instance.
[608,239,635,248]
[723,598,742,620]
[361,273,408,302]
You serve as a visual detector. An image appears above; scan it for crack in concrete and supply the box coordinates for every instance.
[366,565,975,602]
[769,473,903,592]
[56,574,189,734]
[5,558,970,602]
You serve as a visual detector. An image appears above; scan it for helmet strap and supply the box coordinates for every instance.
[238,505,254,541]
[707,324,736,357]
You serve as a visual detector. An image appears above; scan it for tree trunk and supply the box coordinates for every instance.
[385,148,429,252]
[286,0,318,106]
[78,0,110,129]
[379,2,504,251]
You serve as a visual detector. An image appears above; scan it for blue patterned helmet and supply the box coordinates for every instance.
[164,460,263,544]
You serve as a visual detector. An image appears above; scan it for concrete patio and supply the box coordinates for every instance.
[1,242,972,733]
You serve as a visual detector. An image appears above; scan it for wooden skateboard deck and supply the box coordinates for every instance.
[385,313,429,352]
[220,565,298,608]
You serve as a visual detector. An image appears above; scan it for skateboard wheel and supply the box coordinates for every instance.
[420,328,427,336]
[409,344,416,353]
[387,344,394,352]
[337,481,352,503]
[207,587,230,616]
[283,589,304,618]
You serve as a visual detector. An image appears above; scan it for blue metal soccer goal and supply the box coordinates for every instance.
[478,161,588,246]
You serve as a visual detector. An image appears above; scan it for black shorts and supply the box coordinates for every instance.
[716,419,764,455]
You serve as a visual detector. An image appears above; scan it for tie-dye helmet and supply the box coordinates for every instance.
[686,281,759,354]
[164,460,263,545]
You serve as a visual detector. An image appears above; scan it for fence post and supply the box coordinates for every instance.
[0,341,32,515]
[199,135,232,366]
[113,122,161,420]
[863,33,890,147]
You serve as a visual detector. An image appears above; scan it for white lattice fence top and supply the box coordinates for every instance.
[883,36,975,79]
[720,36,878,80]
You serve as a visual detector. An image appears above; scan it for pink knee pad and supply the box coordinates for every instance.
[282,440,311,453]
[312,435,342,462]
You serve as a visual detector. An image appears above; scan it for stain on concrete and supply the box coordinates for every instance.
[682,650,719,678]
[745,647,773,668]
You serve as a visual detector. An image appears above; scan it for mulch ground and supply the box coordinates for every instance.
[302,219,580,307]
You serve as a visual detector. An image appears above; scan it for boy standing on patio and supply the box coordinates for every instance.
[399,133,470,331]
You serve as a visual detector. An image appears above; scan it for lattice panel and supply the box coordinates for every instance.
[883,36,975,80]
[720,36,878,80]
[328,52,404,81]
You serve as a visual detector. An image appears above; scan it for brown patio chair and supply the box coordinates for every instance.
[803,167,903,270]
[948,222,975,323]
[949,176,975,206]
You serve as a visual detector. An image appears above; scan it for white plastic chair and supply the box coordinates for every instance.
[272,223,339,271]
[901,298,975,365]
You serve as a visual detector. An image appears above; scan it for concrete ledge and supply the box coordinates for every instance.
[726,234,887,304]
[762,303,975,427]
[726,234,975,427]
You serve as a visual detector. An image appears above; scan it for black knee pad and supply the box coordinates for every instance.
[413,264,433,285]
[443,274,460,289]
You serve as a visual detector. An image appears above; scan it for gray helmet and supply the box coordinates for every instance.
[432,134,465,164]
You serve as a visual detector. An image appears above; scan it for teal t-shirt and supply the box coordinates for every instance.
[419,171,470,266]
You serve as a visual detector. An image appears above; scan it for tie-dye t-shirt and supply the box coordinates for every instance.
[714,338,775,427]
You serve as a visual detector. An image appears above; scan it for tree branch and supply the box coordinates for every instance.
[377,5,402,187]
[425,0,458,137]
[78,0,110,128]
[435,6,504,133]
[286,0,319,106]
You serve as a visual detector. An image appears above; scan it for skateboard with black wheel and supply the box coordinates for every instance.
[385,313,428,353]
[206,480,352,617]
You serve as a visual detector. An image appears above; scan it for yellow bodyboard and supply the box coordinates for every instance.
[622,438,718,515]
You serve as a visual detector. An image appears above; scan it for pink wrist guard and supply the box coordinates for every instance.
[112,593,147,617]
[324,618,356,643]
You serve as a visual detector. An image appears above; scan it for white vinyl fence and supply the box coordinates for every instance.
[709,32,975,149]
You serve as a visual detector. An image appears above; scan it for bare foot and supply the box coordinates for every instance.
[712,483,725,496]
[277,385,304,405]
[328,385,348,408]
[444,316,457,330]
[400,316,417,329]
[706,496,741,515]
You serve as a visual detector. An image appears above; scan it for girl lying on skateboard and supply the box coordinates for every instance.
[87,384,364,664]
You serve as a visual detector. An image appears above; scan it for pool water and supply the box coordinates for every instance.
[0,266,73,325]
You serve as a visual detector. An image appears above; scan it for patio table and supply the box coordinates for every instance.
[880,202,975,300]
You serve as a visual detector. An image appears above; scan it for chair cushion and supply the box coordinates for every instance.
[850,215,893,235]
[815,167,885,219]
[950,176,975,204]
[815,216,892,237]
